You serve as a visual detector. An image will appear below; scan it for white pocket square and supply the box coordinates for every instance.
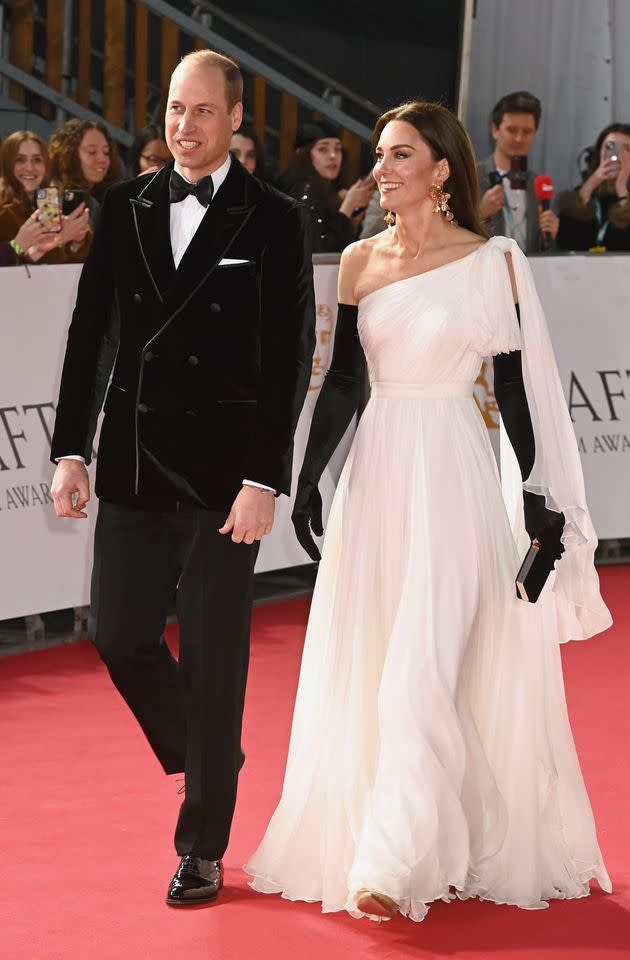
[218,258,251,266]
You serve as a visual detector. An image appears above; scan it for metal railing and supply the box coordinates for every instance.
[142,0,373,142]
[188,0,382,120]
[0,59,133,147]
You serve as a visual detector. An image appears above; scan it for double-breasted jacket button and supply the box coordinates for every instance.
[144,350,154,362]
[137,402,150,414]
[133,293,142,304]
[210,302,222,313]
[187,355,199,366]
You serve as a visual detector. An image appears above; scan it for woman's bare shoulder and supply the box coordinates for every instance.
[338,236,382,304]
[450,225,487,255]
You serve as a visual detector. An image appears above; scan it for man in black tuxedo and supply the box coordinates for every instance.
[50,50,315,906]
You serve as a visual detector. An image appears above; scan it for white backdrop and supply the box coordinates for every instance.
[529,255,629,538]
[0,256,628,619]
[467,0,630,194]
[0,265,93,619]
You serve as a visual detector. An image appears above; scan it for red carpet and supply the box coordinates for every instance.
[1,566,629,960]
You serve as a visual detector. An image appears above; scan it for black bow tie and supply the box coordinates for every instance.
[169,170,214,207]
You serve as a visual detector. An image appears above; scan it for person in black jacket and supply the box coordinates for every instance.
[277,121,372,252]
[50,50,315,907]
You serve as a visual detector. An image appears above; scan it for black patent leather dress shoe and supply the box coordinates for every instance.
[166,855,224,906]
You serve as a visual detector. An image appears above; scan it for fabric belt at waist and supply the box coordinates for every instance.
[370,381,474,399]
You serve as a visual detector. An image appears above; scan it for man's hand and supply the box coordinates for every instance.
[51,459,90,519]
[479,184,504,220]
[219,486,275,544]
[538,207,559,240]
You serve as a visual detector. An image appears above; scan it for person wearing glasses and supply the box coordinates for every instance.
[128,123,173,177]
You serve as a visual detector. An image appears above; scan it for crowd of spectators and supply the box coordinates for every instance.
[0,94,628,266]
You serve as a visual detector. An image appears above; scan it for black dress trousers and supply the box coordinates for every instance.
[90,499,259,860]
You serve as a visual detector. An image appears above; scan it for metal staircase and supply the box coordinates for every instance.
[0,0,379,176]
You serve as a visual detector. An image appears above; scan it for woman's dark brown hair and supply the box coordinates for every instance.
[278,141,350,216]
[372,101,488,238]
[231,125,267,181]
[48,118,123,199]
[0,130,49,210]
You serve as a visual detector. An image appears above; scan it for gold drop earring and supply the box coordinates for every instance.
[384,211,395,227]
[429,182,455,223]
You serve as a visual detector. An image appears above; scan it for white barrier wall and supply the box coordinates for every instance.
[1,256,628,618]
[529,256,630,540]
[0,265,91,620]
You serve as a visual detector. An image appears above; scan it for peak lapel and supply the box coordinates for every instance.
[164,158,256,319]
[129,164,175,302]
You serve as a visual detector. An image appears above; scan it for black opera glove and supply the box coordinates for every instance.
[292,303,366,561]
[522,491,565,563]
[493,304,565,562]
[292,481,324,561]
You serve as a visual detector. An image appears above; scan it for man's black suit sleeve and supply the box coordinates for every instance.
[50,190,116,463]
[244,201,316,495]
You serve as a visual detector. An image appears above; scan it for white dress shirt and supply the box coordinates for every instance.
[59,153,275,495]
[169,153,231,268]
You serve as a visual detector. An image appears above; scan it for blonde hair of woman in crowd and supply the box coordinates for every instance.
[0,130,91,264]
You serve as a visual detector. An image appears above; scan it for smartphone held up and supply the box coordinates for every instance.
[62,189,87,215]
[36,187,62,232]
[604,140,622,176]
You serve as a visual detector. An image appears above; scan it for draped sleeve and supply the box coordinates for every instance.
[477,236,612,642]
[473,237,521,357]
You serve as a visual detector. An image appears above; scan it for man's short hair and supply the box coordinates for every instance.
[491,91,542,130]
[178,49,243,111]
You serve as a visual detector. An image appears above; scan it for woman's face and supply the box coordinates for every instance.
[13,139,46,197]
[231,133,257,174]
[139,138,172,173]
[373,120,445,215]
[599,131,630,178]
[310,138,343,180]
[79,128,111,185]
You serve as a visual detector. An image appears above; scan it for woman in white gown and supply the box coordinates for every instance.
[245,102,612,922]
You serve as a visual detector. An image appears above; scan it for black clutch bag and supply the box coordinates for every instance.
[515,539,556,603]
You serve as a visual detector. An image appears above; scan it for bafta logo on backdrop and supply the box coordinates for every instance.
[474,361,499,429]
[310,303,334,391]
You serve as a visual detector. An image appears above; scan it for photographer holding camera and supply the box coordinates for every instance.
[477,91,558,253]
[557,124,630,252]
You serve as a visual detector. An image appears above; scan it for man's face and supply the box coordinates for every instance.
[165,63,242,180]
[492,112,537,158]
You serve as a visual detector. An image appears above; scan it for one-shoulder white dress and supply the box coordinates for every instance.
[245,237,612,922]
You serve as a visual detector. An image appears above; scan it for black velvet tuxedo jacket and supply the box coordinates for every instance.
[51,158,316,510]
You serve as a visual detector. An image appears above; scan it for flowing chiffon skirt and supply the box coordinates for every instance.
[245,242,611,921]
[246,384,610,920]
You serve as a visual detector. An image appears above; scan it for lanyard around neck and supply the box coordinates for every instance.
[593,196,610,244]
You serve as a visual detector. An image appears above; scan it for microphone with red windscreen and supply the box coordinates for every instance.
[534,174,554,247]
